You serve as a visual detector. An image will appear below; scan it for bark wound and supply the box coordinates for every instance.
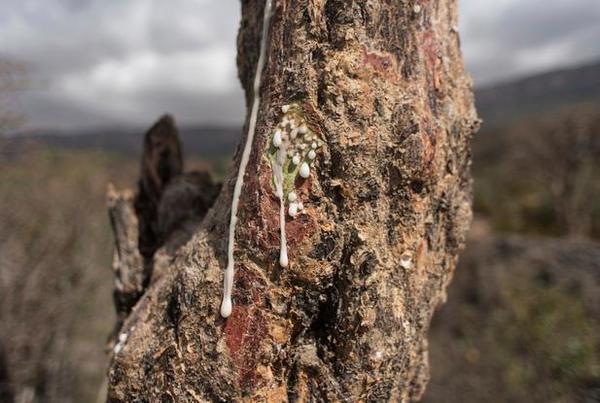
[223,266,269,389]
[106,0,479,401]
[362,47,399,84]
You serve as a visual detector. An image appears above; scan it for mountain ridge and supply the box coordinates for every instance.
[2,125,242,158]
[475,59,600,127]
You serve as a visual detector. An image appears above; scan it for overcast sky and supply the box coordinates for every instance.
[1,0,599,130]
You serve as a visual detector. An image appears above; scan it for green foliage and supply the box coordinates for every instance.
[474,166,562,236]
[492,280,599,400]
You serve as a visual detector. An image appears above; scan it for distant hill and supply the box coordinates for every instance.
[3,125,241,158]
[3,60,600,157]
[475,60,600,127]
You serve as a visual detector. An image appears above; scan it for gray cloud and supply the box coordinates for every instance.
[459,0,600,85]
[1,0,242,130]
[1,0,599,130]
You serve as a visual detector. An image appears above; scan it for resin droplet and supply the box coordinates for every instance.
[308,150,316,160]
[220,294,232,318]
[400,253,413,270]
[292,155,301,165]
[288,191,297,202]
[273,130,282,147]
[299,162,310,178]
[289,202,298,218]
[279,248,289,267]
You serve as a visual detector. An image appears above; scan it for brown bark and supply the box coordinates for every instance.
[106,1,478,401]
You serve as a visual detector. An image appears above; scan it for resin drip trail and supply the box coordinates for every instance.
[221,0,274,318]
[273,145,289,269]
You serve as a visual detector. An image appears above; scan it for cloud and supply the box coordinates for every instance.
[1,0,599,129]
[0,0,242,129]
[459,0,600,85]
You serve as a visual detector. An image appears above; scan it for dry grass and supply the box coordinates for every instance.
[0,143,136,402]
[424,231,600,403]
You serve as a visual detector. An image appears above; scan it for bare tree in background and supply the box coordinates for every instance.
[514,105,600,237]
[470,103,600,239]
[107,1,478,401]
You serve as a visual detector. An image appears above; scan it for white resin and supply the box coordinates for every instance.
[308,150,316,160]
[292,154,301,165]
[113,332,128,354]
[221,0,274,318]
[299,162,310,178]
[400,253,413,270]
[288,191,297,202]
[288,202,298,218]
[273,146,289,268]
[273,130,282,147]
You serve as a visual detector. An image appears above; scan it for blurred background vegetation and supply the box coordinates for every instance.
[1,57,600,402]
[424,61,600,402]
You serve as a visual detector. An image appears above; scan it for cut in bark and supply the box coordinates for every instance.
[106,1,479,401]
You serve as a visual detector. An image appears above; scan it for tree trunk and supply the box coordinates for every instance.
[106,0,478,401]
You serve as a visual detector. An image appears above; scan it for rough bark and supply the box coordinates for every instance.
[106,1,478,401]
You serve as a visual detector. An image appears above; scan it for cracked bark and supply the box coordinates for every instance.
[106,0,478,401]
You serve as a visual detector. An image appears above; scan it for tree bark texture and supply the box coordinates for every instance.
[106,1,478,401]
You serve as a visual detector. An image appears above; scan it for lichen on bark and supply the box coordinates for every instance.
[106,0,479,401]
